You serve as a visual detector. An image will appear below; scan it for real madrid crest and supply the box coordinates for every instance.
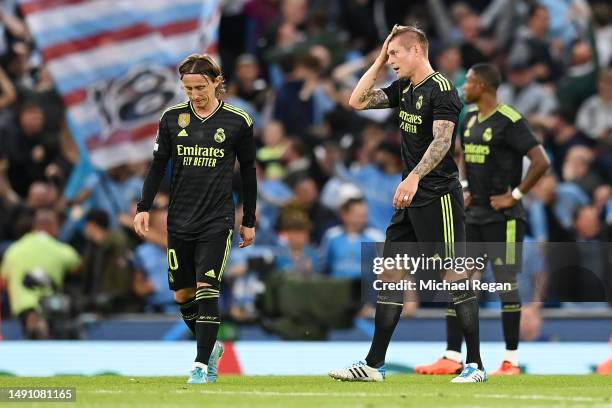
[214,128,226,143]
[483,127,493,142]
[178,113,190,128]
[416,95,423,110]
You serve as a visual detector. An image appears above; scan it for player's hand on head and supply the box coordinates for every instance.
[489,187,517,211]
[393,173,419,209]
[239,225,255,248]
[133,211,149,238]
[378,26,398,63]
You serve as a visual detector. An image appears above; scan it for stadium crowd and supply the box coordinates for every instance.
[0,0,610,340]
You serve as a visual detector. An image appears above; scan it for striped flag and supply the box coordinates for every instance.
[20,0,221,169]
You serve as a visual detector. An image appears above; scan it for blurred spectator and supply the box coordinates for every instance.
[273,53,335,135]
[257,120,289,179]
[455,9,493,68]
[0,1,31,61]
[281,137,325,186]
[525,173,576,242]
[243,0,280,45]
[427,1,496,69]
[227,53,270,113]
[1,101,58,197]
[539,0,591,46]
[561,145,602,196]
[7,41,36,89]
[69,164,143,229]
[337,0,379,54]
[226,205,274,322]
[1,181,59,241]
[0,209,80,339]
[556,39,599,118]
[544,110,590,177]
[81,209,140,314]
[508,4,562,83]
[266,0,308,47]
[256,162,293,231]
[497,61,558,118]
[132,191,176,313]
[275,210,318,276]
[592,3,612,67]
[435,45,466,92]
[552,206,609,304]
[575,68,612,143]
[333,141,402,231]
[281,176,337,244]
[318,198,384,278]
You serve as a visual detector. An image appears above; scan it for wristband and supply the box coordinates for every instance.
[511,187,523,201]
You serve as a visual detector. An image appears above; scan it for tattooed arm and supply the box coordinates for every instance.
[349,32,394,110]
[412,120,455,179]
[348,63,391,110]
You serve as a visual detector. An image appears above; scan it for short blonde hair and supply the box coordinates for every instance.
[389,25,429,55]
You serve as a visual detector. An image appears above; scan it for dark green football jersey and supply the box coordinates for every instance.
[140,100,255,240]
[382,72,463,207]
[460,104,539,225]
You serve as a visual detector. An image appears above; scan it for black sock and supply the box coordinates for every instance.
[365,295,403,368]
[501,302,521,352]
[446,302,463,354]
[450,279,482,370]
[177,296,197,335]
[195,287,220,365]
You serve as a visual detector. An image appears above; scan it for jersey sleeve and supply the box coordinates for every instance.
[153,114,171,160]
[136,114,171,212]
[432,86,462,123]
[380,80,401,108]
[504,118,539,155]
[235,121,257,228]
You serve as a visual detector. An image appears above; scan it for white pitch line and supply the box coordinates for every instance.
[86,389,608,403]
[192,390,606,403]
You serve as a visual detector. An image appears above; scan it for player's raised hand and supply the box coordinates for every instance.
[377,25,400,64]
[393,172,419,208]
[239,225,255,248]
[133,211,149,238]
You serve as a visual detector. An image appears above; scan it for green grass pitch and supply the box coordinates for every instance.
[1,375,611,408]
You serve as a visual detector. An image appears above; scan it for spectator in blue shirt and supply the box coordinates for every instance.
[319,198,385,279]
[275,210,318,277]
[69,164,142,229]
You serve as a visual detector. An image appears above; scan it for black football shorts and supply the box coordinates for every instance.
[166,229,233,290]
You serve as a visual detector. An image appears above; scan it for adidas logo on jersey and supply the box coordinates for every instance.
[205,269,216,278]
[178,129,188,137]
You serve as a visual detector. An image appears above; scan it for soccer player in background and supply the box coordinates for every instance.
[133,54,257,384]
[329,25,486,383]
[416,63,550,376]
